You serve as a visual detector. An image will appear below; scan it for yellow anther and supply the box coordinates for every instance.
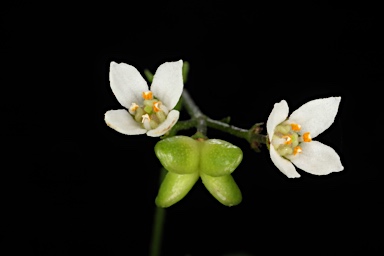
[141,114,150,123]
[129,103,139,112]
[153,101,161,112]
[142,91,153,100]
[282,135,292,145]
[303,132,312,142]
[293,146,302,155]
[291,123,301,131]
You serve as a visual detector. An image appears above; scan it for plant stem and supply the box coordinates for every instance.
[182,89,207,135]
[181,89,267,145]
[163,120,196,138]
[149,168,167,256]
[206,117,250,141]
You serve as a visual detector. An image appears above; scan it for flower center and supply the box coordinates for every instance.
[129,90,169,130]
[271,122,312,157]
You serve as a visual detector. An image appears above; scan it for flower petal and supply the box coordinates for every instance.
[288,97,341,138]
[150,60,183,110]
[109,61,149,109]
[104,109,147,135]
[270,146,301,178]
[289,141,344,175]
[266,100,289,141]
[146,110,180,137]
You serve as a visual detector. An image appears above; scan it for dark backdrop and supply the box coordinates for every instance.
[1,1,382,255]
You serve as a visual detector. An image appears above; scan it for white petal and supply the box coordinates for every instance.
[150,60,183,110]
[105,109,147,135]
[269,146,301,178]
[266,100,289,142]
[109,61,149,109]
[147,110,180,137]
[289,141,344,175]
[288,97,341,139]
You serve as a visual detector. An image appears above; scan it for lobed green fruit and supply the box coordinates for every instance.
[200,172,242,207]
[154,136,243,207]
[200,139,243,177]
[154,136,200,174]
[155,172,199,208]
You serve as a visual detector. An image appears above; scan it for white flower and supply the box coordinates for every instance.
[104,60,183,137]
[266,97,344,178]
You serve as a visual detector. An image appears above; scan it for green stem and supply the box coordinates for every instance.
[181,89,268,145]
[249,123,268,145]
[182,89,207,135]
[163,119,196,138]
[206,118,250,141]
[149,168,167,256]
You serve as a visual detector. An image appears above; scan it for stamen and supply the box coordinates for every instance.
[134,107,145,122]
[291,123,301,131]
[160,104,169,115]
[156,110,166,123]
[129,103,139,114]
[303,132,312,142]
[150,119,159,129]
[141,114,151,130]
[271,135,283,149]
[277,145,293,156]
[293,146,302,155]
[142,91,153,100]
[291,132,299,148]
[141,114,150,123]
[276,124,291,134]
[153,101,161,112]
[282,135,292,145]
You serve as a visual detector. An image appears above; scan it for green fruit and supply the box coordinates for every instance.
[200,139,243,177]
[154,136,200,174]
[155,172,199,208]
[154,136,244,207]
[200,172,242,207]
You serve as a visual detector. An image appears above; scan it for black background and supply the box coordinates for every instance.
[1,1,382,255]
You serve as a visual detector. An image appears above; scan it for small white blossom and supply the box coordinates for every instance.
[104,60,183,137]
[266,97,344,178]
